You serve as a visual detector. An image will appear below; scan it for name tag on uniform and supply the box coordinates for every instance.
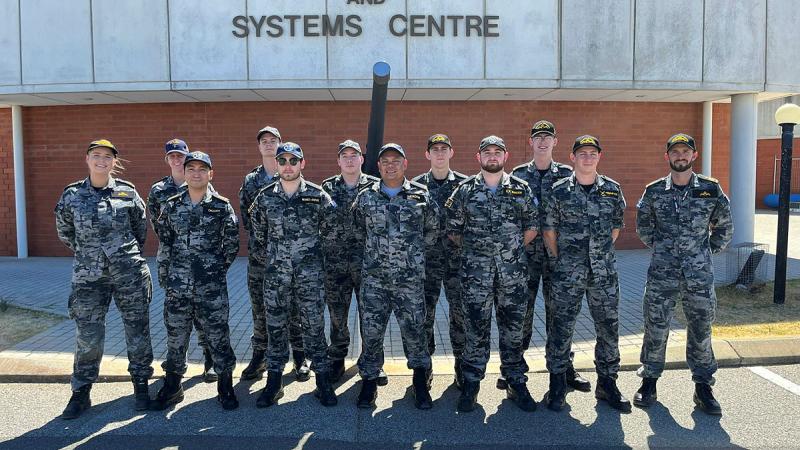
[406,194,424,202]
[599,190,618,198]
[301,196,321,204]
[111,191,132,199]
[504,188,524,196]
[206,208,222,213]
[692,189,715,199]
[444,197,454,208]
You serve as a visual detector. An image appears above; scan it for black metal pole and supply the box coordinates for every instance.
[773,122,795,304]
[364,61,390,177]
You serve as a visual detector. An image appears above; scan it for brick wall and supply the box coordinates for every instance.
[0,109,14,256]
[756,137,800,207]
[3,100,719,256]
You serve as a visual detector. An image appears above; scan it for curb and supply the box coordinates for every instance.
[1,336,797,383]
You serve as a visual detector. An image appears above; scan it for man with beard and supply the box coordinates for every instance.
[542,135,629,412]
[250,142,338,408]
[320,140,387,385]
[511,121,591,393]
[411,134,468,388]
[352,143,437,410]
[239,126,308,382]
[633,133,732,415]
[147,139,216,382]
[446,136,538,413]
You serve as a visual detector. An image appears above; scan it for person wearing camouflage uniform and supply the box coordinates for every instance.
[352,143,437,410]
[511,120,591,393]
[320,140,384,384]
[55,139,154,419]
[239,126,308,382]
[446,135,539,413]
[542,135,630,412]
[151,151,240,411]
[634,133,733,416]
[249,142,338,408]
[411,134,468,388]
[147,138,216,383]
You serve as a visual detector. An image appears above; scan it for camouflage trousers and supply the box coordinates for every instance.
[461,263,529,384]
[248,257,303,353]
[264,263,330,375]
[68,256,154,390]
[522,238,575,370]
[638,264,718,385]
[162,278,237,376]
[547,260,621,378]
[158,244,210,352]
[424,241,464,358]
[323,262,362,361]
[358,273,431,380]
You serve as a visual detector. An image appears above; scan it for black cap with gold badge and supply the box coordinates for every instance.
[572,135,602,153]
[665,133,696,152]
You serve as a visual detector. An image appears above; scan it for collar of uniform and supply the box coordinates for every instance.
[257,165,275,184]
[81,176,116,191]
[475,171,511,188]
[427,169,456,183]
[273,177,309,197]
[527,160,560,174]
[664,172,699,191]
[564,173,602,191]
[180,187,213,205]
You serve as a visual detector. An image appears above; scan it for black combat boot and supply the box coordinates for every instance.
[314,373,338,407]
[357,379,378,408]
[256,371,284,408]
[496,375,507,390]
[453,358,464,390]
[595,376,632,412]
[413,368,433,410]
[292,350,310,382]
[566,365,592,392]
[544,372,567,411]
[61,384,91,420]
[241,350,266,381]
[633,377,658,408]
[132,377,151,411]
[150,373,184,411]
[216,371,239,410]
[330,359,346,383]
[376,368,389,386]
[694,383,722,415]
[202,349,218,383]
[507,382,537,412]
[457,380,480,412]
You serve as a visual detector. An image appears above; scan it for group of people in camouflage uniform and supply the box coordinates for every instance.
[55,119,732,419]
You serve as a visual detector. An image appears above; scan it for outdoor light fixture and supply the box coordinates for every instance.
[772,103,800,304]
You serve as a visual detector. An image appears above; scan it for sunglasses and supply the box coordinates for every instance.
[277,157,301,166]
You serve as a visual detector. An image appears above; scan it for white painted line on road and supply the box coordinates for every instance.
[749,366,800,396]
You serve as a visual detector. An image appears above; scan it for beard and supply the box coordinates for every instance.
[669,159,693,173]
[481,161,504,173]
[280,170,301,181]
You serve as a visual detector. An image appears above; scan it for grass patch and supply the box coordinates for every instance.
[675,279,800,338]
[0,303,66,352]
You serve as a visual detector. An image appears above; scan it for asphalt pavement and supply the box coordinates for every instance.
[1,365,799,449]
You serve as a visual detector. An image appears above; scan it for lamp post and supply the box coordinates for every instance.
[364,61,391,177]
[772,103,800,304]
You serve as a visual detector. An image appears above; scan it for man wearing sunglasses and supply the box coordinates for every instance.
[239,126,308,383]
[249,142,338,408]
[411,134,468,389]
[542,135,630,412]
[511,121,591,394]
[446,136,539,413]
[352,143,438,410]
[320,140,387,385]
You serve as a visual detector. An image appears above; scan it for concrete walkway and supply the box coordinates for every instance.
[1,211,797,372]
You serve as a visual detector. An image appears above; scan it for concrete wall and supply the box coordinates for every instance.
[0,0,796,97]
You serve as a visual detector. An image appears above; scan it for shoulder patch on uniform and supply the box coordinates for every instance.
[211,192,230,203]
[249,165,262,174]
[150,176,169,188]
[165,192,183,203]
[452,171,468,180]
[508,175,529,187]
[322,175,338,184]
[599,175,620,186]
[458,175,476,187]
[304,180,324,191]
[63,180,82,191]
[555,162,574,172]
[410,173,426,183]
[116,179,136,189]
[408,180,429,191]
[645,178,664,189]
[697,174,719,184]
[364,174,380,182]
[552,177,570,188]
